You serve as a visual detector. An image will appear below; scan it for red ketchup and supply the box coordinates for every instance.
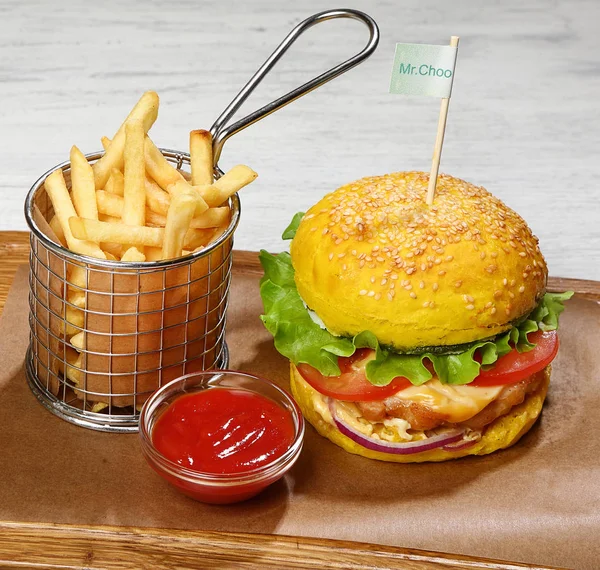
[151,388,295,503]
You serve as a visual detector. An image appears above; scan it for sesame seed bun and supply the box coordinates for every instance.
[290,171,547,350]
[290,362,549,463]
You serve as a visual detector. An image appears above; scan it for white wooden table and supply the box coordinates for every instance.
[1,0,598,279]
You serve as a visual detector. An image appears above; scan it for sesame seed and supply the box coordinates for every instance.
[328,253,334,261]
[368,290,375,297]
[410,292,417,299]
[466,304,475,310]
[438,270,446,276]
[391,274,398,280]
[494,290,502,298]
[455,280,462,288]
[387,293,393,301]
[503,278,508,286]
[519,286,525,293]
[505,308,511,316]
[381,278,388,286]
[519,251,527,257]
[464,295,474,303]
[480,252,486,260]
[375,293,381,301]
[370,276,376,284]
[432,283,439,291]
[419,281,425,289]
[446,255,454,261]
[423,301,429,308]
[359,290,367,296]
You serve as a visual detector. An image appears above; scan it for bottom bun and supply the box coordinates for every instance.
[290,363,550,463]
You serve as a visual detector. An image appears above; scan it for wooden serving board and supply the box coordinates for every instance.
[0,231,588,570]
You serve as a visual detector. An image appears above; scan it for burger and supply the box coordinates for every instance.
[259,172,572,462]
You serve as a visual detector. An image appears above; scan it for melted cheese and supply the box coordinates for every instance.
[390,380,503,423]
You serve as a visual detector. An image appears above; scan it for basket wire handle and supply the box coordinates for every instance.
[209,8,379,170]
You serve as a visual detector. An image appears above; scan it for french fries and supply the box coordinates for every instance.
[92,91,159,189]
[35,91,259,411]
[69,217,164,248]
[70,146,98,220]
[122,120,146,227]
[44,170,106,259]
[105,169,124,196]
[145,178,170,215]
[196,164,258,207]
[144,137,185,189]
[190,129,213,186]
[161,190,197,260]
[69,217,215,251]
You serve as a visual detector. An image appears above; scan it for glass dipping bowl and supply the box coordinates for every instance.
[139,370,305,504]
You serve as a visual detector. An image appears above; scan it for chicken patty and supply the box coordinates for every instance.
[356,370,546,431]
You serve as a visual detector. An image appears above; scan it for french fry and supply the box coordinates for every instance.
[68,265,87,289]
[44,170,106,259]
[121,246,146,262]
[105,168,124,196]
[144,136,185,189]
[70,332,86,350]
[190,129,213,186]
[70,216,214,251]
[195,165,258,207]
[67,287,86,309]
[146,206,229,229]
[167,179,208,216]
[101,136,111,150]
[190,207,229,229]
[144,247,163,262]
[92,91,160,189]
[96,190,123,218]
[70,146,99,220]
[100,242,123,258]
[145,177,170,215]
[183,228,217,250]
[161,191,197,259]
[99,213,121,223]
[49,215,67,247]
[70,217,164,248]
[122,120,146,227]
[59,304,85,337]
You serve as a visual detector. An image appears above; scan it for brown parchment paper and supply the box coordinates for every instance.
[0,265,598,569]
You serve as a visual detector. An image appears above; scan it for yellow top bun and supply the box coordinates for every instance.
[290,172,547,349]
[290,363,549,463]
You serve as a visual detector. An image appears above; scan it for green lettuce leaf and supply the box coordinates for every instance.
[282,212,305,240]
[258,249,573,386]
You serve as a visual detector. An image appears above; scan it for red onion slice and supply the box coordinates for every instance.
[442,433,481,452]
[328,399,464,455]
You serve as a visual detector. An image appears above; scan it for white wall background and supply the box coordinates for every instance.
[1,0,599,279]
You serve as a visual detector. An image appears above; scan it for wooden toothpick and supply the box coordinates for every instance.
[426,35,460,206]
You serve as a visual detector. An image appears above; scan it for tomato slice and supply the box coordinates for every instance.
[470,330,559,386]
[296,348,412,401]
[297,331,560,398]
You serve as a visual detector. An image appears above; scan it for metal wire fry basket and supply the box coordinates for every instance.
[26,151,238,432]
[23,8,379,433]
